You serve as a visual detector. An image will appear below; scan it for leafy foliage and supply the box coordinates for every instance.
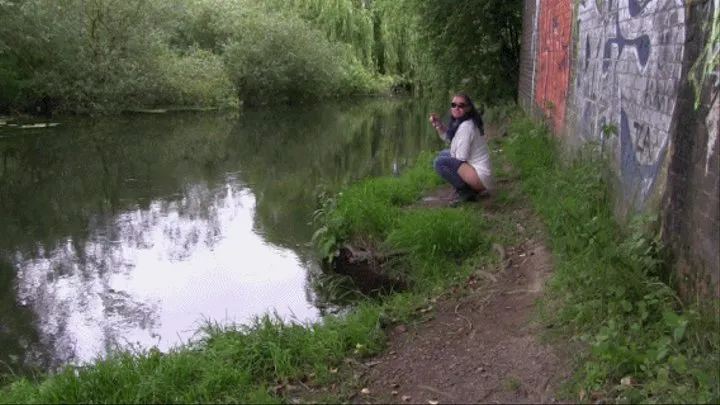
[411,0,524,102]
[222,11,347,105]
[0,0,524,114]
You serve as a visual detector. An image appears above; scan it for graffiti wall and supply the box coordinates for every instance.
[573,0,686,208]
[517,0,720,297]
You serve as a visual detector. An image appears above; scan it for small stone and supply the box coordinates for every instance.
[360,388,371,395]
[401,395,412,402]
[394,324,408,334]
[391,391,399,396]
[391,383,400,389]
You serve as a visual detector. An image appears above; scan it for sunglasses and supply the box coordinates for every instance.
[450,102,468,109]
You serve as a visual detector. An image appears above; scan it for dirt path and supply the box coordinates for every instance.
[346,187,573,405]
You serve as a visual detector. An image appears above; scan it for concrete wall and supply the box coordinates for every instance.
[518,0,720,299]
[663,0,720,300]
[518,0,539,113]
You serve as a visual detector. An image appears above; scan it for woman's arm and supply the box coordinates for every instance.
[433,122,448,140]
[429,113,448,141]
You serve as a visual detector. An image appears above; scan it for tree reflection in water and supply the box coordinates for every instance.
[0,98,442,378]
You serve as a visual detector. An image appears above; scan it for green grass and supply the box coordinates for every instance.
[502,108,720,404]
[311,150,446,259]
[0,306,390,404]
[506,376,521,392]
[385,207,490,284]
[313,149,494,290]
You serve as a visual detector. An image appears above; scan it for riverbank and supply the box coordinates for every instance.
[1,106,717,404]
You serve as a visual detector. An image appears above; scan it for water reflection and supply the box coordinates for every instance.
[0,98,442,377]
[9,180,318,367]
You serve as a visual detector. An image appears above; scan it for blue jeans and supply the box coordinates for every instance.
[433,149,470,191]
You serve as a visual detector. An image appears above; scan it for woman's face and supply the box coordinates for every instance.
[450,96,470,119]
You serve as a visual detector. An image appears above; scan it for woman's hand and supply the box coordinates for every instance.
[429,113,444,131]
[429,113,445,141]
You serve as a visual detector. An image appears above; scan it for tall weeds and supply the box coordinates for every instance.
[503,110,720,404]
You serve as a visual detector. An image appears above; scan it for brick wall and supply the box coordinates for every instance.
[517,0,720,299]
[534,0,572,132]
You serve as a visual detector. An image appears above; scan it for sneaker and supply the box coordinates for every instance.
[449,187,478,207]
[477,190,492,199]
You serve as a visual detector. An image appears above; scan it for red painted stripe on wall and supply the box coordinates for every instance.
[534,0,572,133]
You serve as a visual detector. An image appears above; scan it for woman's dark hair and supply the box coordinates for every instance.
[455,93,484,134]
[445,93,485,141]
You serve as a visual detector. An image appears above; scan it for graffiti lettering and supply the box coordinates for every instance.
[633,120,664,159]
[574,0,686,206]
[629,0,652,17]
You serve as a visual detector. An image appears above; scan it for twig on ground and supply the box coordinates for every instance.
[476,269,499,283]
[417,384,457,401]
[297,380,312,392]
[454,302,473,331]
[478,386,499,402]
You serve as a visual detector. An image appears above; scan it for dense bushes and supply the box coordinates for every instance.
[222,12,347,105]
[0,0,525,115]
[0,0,391,114]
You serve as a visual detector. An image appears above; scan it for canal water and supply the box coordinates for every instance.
[0,97,444,375]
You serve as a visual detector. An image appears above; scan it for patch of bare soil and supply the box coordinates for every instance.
[348,189,572,405]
